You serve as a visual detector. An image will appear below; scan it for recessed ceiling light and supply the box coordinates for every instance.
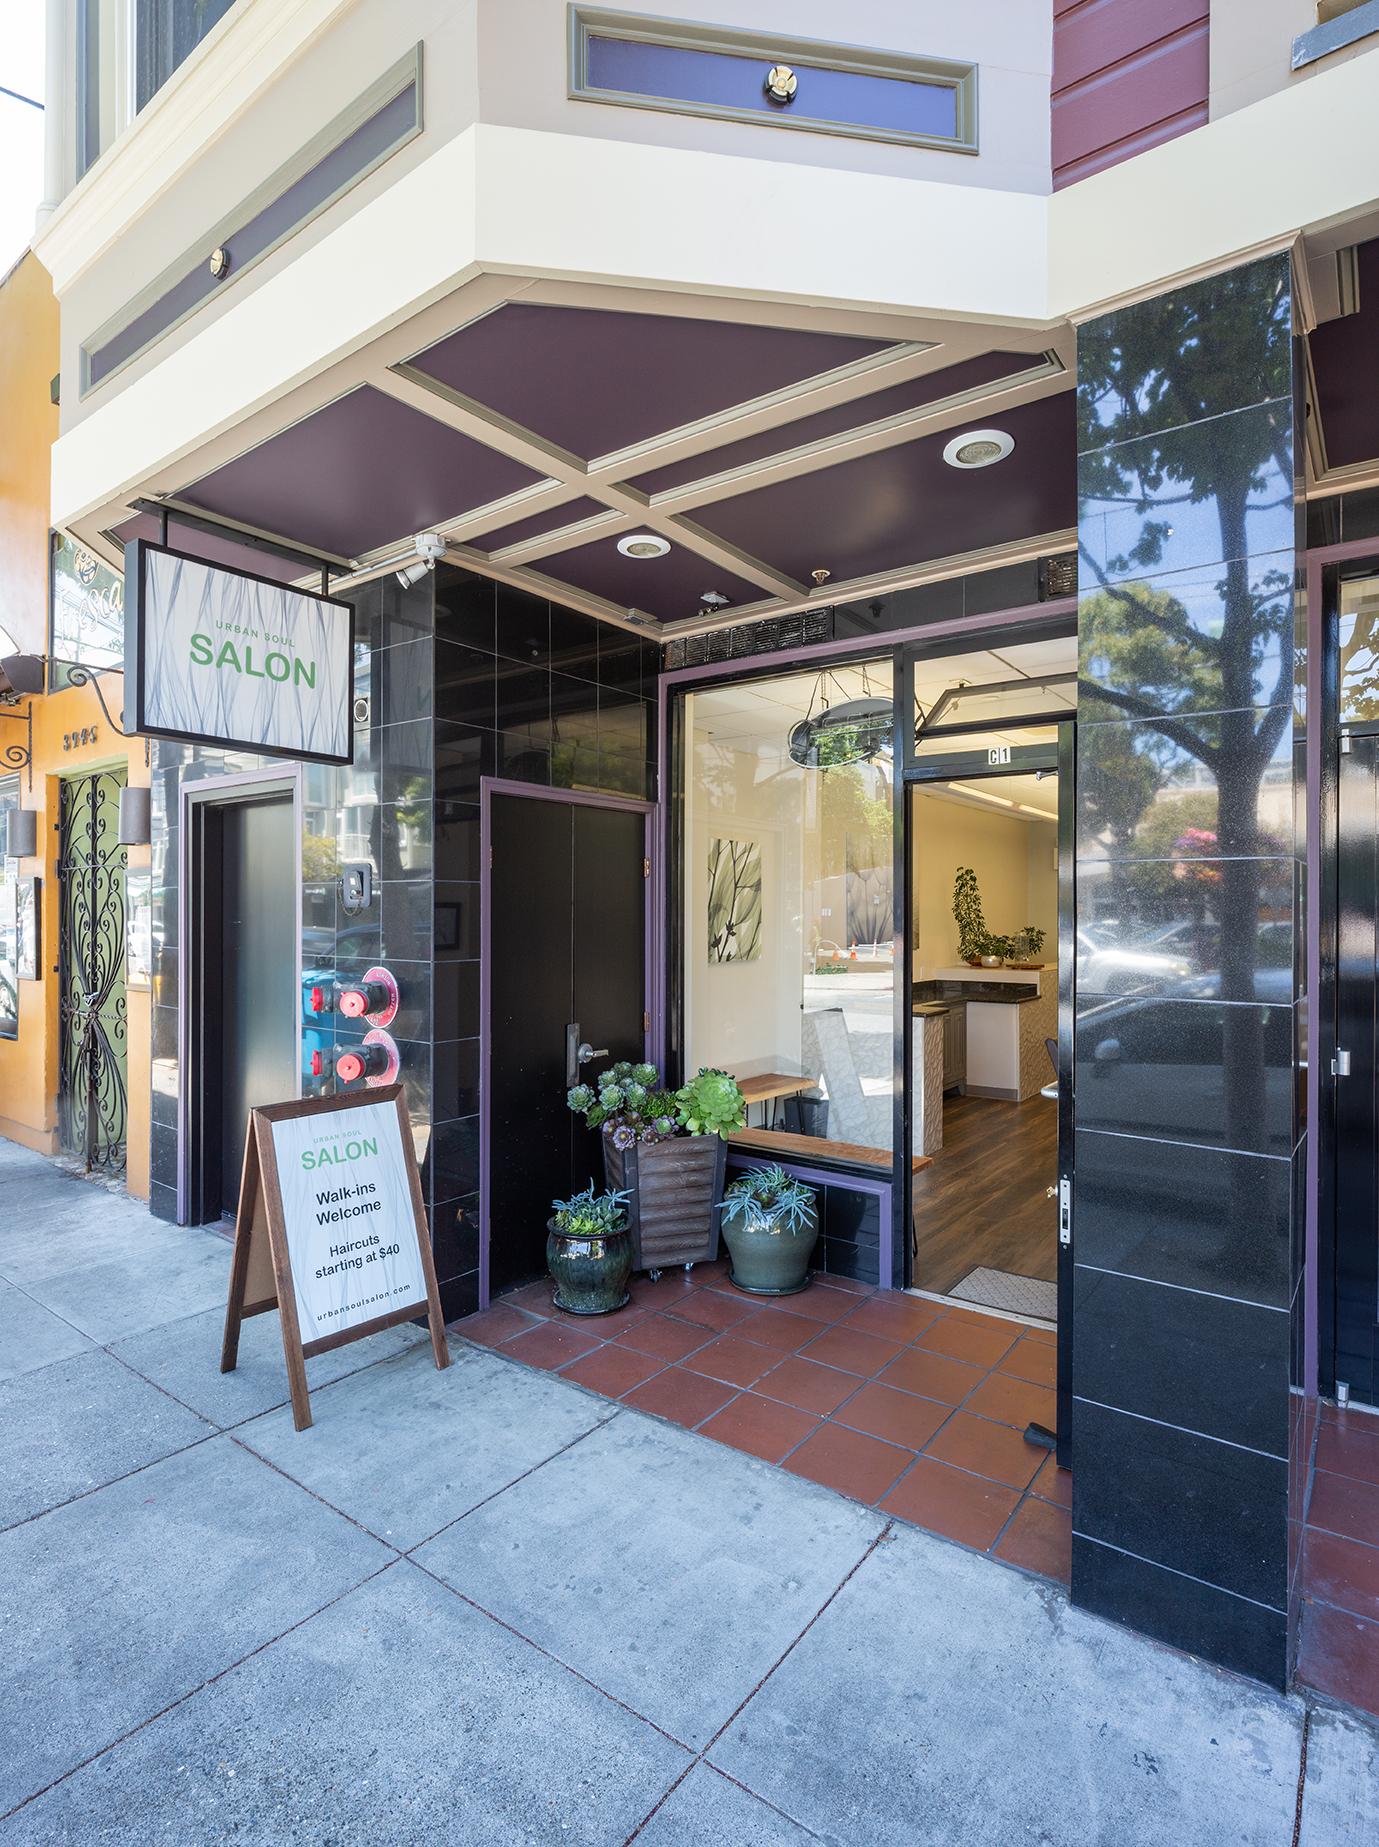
[618,533,671,559]
[942,428,1015,470]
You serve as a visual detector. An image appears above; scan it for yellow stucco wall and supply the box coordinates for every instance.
[0,253,58,656]
[0,681,152,1197]
[0,254,153,1197]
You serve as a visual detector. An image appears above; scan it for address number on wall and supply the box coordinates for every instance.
[988,745,1011,765]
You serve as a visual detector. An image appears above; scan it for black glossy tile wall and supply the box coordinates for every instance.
[1077,255,1292,454]
[1073,253,1300,1687]
[1076,1267,1288,1454]
[1074,1130,1289,1307]
[1076,708,1293,860]
[1072,1400,1287,1607]
[1073,996,1294,1156]
[1071,1536,1287,1690]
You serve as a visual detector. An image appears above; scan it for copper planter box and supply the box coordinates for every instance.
[602,1132,726,1271]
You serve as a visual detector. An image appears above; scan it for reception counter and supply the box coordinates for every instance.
[914,966,1057,1107]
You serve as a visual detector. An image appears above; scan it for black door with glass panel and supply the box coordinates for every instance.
[1334,731,1379,1406]
[57,768,128,1173]
[488,792,647,1296]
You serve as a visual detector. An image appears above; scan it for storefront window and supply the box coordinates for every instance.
[0,777,19,1040]
[682,661,895,1158]
[49,534,123,689]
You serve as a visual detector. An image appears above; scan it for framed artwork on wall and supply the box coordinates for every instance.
[15,878,39,983]
[707,836,763,964]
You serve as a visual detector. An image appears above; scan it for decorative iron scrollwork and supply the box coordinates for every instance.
[58,770,128,1174]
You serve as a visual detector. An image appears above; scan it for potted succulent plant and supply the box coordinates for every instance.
[719,1163,820,1296]
[566,1062,746,1274]
[547,1182,634,1314]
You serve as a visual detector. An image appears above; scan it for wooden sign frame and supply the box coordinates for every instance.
[221,1084,449,1430]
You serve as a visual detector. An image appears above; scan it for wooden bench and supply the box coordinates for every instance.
[728,1128,932,1174]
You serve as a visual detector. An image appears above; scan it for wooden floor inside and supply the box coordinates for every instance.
[912,1091,1058,1298]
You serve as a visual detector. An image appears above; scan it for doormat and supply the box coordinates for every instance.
[950,1267,1057,1322]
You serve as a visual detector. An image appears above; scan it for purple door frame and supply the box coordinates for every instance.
[477,777,657,1310]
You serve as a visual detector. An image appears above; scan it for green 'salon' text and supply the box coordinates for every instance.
[190,632,317,689]
[302,1136,378,1171]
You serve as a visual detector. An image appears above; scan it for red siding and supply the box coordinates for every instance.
[1052,0,1209,190]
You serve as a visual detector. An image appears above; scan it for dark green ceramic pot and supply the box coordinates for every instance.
[546,1219,633,1315]
[721,1201,820,1296]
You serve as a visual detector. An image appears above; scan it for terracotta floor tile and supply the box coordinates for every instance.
[798,1322,905,1378]
[733,1307,824,1353]
[774,1282,859,1323]
[833,1381,948,1450]
[612,1313,714,1362]
[684,1333,780,1388]
[698,1394,821,1465]
[756,1354,863,1417]
[672,1287,760,1333]
[623,1364,738,1429]
[997,1338,1058,1389]
[501,1280,561,1318]
[501,1320,604,1371]
[881,1455,1020,1550]
[1022,1324,1059,1347]
[1316,1416,1379,1488]
[1031,1452,1072,1509]
[877,1345,985,1407]
[839,1295,943,1343]
[1308,1469,1379,1548]
[782,1422,913,1504]
[915,1316,1021,1370]
[1297,1602,1379,1719]
[995,1495,1072,1583]
[923,1410,1045,1491]
[629,1270,702,1309]
[963,1371,1057,1433]
[558,1343,667,1399]
[815,1272,874,1296]
[1304,1526,1379,1623]
[456,1304,538,1348]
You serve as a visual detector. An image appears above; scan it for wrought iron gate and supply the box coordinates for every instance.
[57,769,128,1172]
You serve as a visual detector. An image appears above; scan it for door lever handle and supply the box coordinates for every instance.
[578,1042,609,1065]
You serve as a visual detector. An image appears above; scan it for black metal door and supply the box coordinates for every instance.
[1335,733,1379,1406]
[57,768,128,1173]
[488,794,647,1295]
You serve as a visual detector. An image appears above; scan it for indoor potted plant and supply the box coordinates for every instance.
[547,1182,634,1314]
[566,1062,746,1274]
[719,1162,820,1295]
[953,866,989,966]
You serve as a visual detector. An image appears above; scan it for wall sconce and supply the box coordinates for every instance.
[118,785,152,847]
[4,808,37,858]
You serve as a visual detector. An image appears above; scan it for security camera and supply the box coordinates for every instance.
[396,531,447,587]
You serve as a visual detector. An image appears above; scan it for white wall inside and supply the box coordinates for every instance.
[911,783,1058,975]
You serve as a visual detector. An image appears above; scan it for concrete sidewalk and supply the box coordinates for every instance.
[1,1139,1375,1845]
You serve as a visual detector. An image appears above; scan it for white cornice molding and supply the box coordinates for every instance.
[32,0,362,296]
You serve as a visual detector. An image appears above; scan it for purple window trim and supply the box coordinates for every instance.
[477,776,656,1312]
[724,1151,893,1292]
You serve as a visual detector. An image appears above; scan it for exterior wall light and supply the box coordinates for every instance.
[942,428,1015,469]
[3,807,37,858]
[617,534,671,559]
[118,785,152,847]
[396,531,446,587]
[764,64,798,103]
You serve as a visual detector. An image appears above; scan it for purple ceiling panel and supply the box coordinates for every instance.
[1309,238,1379,471]
[409,303,898,460]
[695,392,1076,584]
[472,495,610,552]
[630,350,1037,496]
[178,386,544,560]
[110,512,311,585]
[535,536,766,625]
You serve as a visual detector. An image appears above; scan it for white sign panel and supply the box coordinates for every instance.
[133,543,353,763]
[269,1100,428,1344]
